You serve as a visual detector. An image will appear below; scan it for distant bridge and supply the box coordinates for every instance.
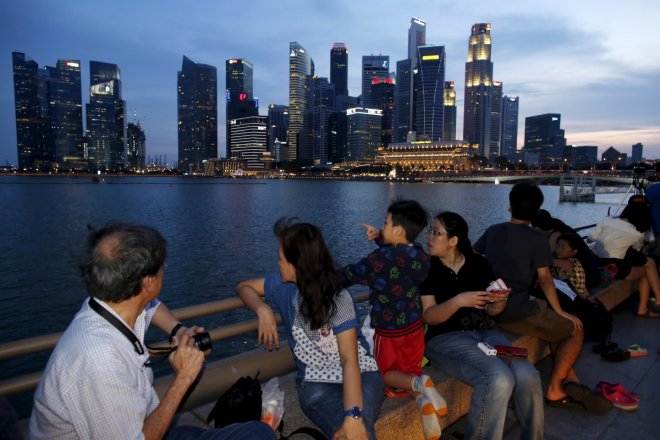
[426,173,633,187]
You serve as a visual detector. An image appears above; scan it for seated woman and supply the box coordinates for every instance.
[420,212,543,440]
[236,218,384,440]
[588,196,660,317]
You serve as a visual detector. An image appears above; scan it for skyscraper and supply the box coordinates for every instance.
[361,55,389,108]
[288,42,314,162]
[415,45,445,141]
[443,81,456,141]
[346,108,382,161]
[463,23,494,157]
[86,61,126,172]
[226,59,257,158]
[267,104,289,161]
[524,113,566,168]
[177,56,217,173]
[408,17,426,67]
[631,142,643,163]
[229,115,267,169]
[312,77,335,164]
[46,59,84,164]
[500,96,519,161]
[394,59,412,142]
[12,52,49,170]
[489,80,503,159]
[371,76,395,147]
[126,122,146,171]
[330,43,348,99]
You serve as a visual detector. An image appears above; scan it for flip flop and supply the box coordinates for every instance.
[627,344,648,358]
[563,382,613,414]
[601,348,631,362]
[592,341,618,354]
[636,310,660,318]
[595,382,639,402]
[545,395,586,411]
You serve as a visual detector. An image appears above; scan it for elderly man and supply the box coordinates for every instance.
[30,223,274,440]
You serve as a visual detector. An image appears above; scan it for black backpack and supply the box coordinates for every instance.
[207,374,262,428]
[567,297,613,341]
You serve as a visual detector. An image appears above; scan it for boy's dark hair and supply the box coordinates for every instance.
[80,223,167,302]
[273,217,340,329]
[509,183,544,221]
[388,199,428,242]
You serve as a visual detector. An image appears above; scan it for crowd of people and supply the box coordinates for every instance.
[26,179,659,440]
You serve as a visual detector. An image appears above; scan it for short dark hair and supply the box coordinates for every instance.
[509,183,544,221]
[80,223,167,302]
[387,199,428,242]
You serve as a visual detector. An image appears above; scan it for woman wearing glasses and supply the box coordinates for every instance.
[420,212,543,440]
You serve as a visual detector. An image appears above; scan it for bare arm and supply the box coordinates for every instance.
[537,267,583,332]
[235,278,280,350]
[421,291,491,324]
[143,334,205,440]
[151,302,205,346]
[333,328,368,440]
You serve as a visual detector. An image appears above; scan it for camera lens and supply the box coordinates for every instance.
[193,331,212,351]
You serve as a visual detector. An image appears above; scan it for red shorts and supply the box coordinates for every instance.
[373,326,424,376]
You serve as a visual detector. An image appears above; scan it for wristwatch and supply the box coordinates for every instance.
[343,406,363,419]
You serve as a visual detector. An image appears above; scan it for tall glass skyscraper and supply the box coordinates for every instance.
[177,56,217,173]
[463,23,494,157]
[501,96,519,161]
[330,43,348,99]
[12,52,49,170]
[312,77,335,165]
[226,59,257,158]
[361,55,389,108]
[86,61,126,171]
[443,81,457,141]
[489,80,503,159]
[126,122,146,171]
[371,76,395,147]
[288,42,314,162]
[394,59,412,142]
[267,104,289,161]
[415,45,445,141]
[408,17,426,68]
[46,59,84,163]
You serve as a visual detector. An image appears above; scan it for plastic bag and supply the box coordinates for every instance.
[261,377,285,430]
[360,314,375,355]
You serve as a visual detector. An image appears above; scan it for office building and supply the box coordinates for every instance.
[571,146,598,170]
[330,43,348,99]
[394,59,412,142]
[415,45,445,142]
[346,107,382,161]
[312,77,335,164]
[500,96,519,161]
[443,81,456,141]
[267,104,289,161]
[371,76,395,147]
[45,59,85,165]
[226,59,257,158]
[12,52,50,170]
[177,56,217,173]
[288,42,314,162]
[632,142,643,163]
[229,115,268,169]
[86,61,126,172]
[408,17,427,67]
[463,23,494,157]
[489,80,503,159]
[361,55,389,108]
[126,122,146,171]
[524,113,567,168]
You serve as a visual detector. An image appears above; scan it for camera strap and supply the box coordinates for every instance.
[88,298,145,355]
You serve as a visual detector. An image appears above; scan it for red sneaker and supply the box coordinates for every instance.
[598,385,640,411]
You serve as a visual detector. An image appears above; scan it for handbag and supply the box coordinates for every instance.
[207,373,262,428]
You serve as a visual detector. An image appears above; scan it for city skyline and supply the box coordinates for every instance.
[1,0,659,166]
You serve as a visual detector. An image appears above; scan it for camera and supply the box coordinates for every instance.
[193,331,212,351]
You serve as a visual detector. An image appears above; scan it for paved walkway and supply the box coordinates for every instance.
[445,299,660,440]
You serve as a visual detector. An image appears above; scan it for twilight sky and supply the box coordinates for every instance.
[1,0,659,166]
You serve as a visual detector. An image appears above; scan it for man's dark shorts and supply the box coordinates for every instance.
[497,299,575,342]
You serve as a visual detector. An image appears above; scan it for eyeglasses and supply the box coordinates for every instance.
[428,228,449,238]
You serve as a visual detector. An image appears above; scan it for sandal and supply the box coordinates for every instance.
[601,348,630,362]
[595,382,639,402]
[563,382,612,414]
[592,341,618,354]
[599,386,640,411]
[636,310,660,318]
[627,344,648,358]
[545,395,586,411]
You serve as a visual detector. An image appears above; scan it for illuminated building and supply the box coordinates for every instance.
[463,23,493,157]
[86,61,125,172]
[330,43,348,99]
[267,104,289,161]
[312,77,335,164]
[415,45,445,142]
[601,146,627,169]
[126,122,145,171]
[177,56,217,173]
[408,17,426,68]
[523,113,566,168]
[361,54,389,108]
[288,42,314,161]
[443,81,456,141]
[229,115,267,169]
[394,58,412,142]
[489,80,502,159]
[501,96,519,161]
[346,108,382,161]
[226,59,257,158]
[376,140,475,172]
[371,76,395,147]
[12,52,50,170]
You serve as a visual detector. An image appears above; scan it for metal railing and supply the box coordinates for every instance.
[0,291,369,410]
